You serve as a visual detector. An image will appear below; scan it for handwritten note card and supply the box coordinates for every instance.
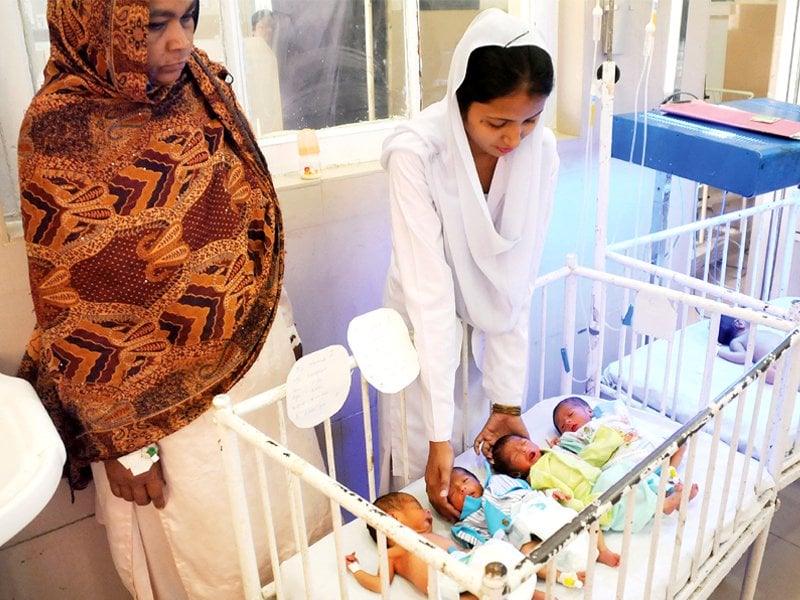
[286,345,352,428]
[347,308,420,393]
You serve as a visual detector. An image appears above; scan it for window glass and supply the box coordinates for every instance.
[19,0,48,92]
[15,0,510,138]
[419,1,508,108]
[7,0,516,223]
[233,0,405,135]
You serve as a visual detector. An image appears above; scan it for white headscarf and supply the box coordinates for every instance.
[381,9,558,334]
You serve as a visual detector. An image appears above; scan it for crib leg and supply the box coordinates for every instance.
[738,508,774,600]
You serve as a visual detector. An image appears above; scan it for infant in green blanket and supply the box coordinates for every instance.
[492,401,699,533]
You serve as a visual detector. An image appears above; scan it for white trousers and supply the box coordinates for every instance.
[92,300,331,599]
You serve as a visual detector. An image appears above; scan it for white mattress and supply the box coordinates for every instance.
[602,318,800,463]
[278,395,775,599]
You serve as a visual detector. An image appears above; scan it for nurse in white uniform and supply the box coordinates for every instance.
[379,9,560,520]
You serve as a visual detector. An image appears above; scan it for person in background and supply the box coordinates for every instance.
[379,9,559,520]
[252,9,275,47]
[246,8,283,134]
[17,1,327,597]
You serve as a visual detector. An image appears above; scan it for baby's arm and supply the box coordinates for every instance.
[548,488,571,503]
[718,333,748,364]
[717,347,746,364]
[345,552,394,593]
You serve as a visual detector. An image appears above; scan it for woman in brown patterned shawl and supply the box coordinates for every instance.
[18,1,329,597]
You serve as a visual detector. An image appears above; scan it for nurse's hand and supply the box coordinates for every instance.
[473,413,530,463]
[425,441,460,521]
[105,458,167,509]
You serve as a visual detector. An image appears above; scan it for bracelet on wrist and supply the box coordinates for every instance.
[347,561,362,573]
[118,443,160,476]
[491,403,521,416]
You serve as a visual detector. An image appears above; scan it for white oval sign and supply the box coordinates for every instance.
[347,308,420,393]
[286,345,352,428]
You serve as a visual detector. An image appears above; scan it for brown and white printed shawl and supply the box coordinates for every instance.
[17,0,283,487]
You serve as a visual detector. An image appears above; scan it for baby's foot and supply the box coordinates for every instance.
[662,482,700,515]
[598,548,621,567]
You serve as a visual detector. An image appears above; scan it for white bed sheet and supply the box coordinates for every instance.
[278,395,774,599]
[602,318,800,463]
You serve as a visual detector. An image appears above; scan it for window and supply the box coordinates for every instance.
[3,0,567,225]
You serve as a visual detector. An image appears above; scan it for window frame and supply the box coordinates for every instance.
[1,0,562,236]
[0,1,36,236]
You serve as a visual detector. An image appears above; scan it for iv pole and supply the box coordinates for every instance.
[586,0,617,395]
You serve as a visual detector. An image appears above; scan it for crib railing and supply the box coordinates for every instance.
[525,262,800,598]
[529,332,796,598]
[212,258,800,599]
[605,192,800,303]
[213,309,540,600]
[214,393,539,599]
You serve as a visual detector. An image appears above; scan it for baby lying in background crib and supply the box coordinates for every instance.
[492,407,698,532]
[717,314,787,384]
[448,467,620,588]
[345,492,547,599]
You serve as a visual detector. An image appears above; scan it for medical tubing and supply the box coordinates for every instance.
[629,3,658,241]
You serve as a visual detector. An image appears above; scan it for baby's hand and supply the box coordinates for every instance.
[547,435,560,448]
[552,490,571,502]
[345,552,361,574]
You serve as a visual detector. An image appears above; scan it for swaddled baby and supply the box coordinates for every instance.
[448,467,620,588]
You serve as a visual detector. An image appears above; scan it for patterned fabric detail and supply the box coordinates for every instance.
[18,0,283,487]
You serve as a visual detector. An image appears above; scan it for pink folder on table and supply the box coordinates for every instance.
[660,99,800,140]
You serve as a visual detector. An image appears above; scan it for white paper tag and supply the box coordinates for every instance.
[286,345,352,428]
[633,290,677,341]
[347,308,420,393]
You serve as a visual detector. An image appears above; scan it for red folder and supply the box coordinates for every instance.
[660,99,800,140]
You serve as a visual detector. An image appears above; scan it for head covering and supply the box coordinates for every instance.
[381,9,558,333]
[18,0,283,487]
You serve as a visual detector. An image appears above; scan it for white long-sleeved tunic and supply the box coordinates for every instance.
[378,9,560,484]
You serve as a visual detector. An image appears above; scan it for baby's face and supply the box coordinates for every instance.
[731,318,750,333]
[396,497,433,534]
[554,403,593,433]
[448,469,483,512]
[498,436,542,476]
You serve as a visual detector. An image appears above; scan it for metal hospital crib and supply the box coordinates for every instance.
[212,257,800,599]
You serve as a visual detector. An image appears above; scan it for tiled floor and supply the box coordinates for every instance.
[709,478,800,599]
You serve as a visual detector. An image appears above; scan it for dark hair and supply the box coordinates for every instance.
[190,0,200,32]
[552,396,591,434]
[718,314,746,346]
[452,466,481,486]
[491,434,525,479]
[366,492,416,544]
[251,9,272,32]
[456,45,554,115]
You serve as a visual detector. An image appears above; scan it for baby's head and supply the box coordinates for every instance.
[718,315,749,345]
[367,492,433,543]
[553,396,593,434]
[492,434,542,479]
[447,467,484,513]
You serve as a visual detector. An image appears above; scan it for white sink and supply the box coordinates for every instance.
[0,372,66,546]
